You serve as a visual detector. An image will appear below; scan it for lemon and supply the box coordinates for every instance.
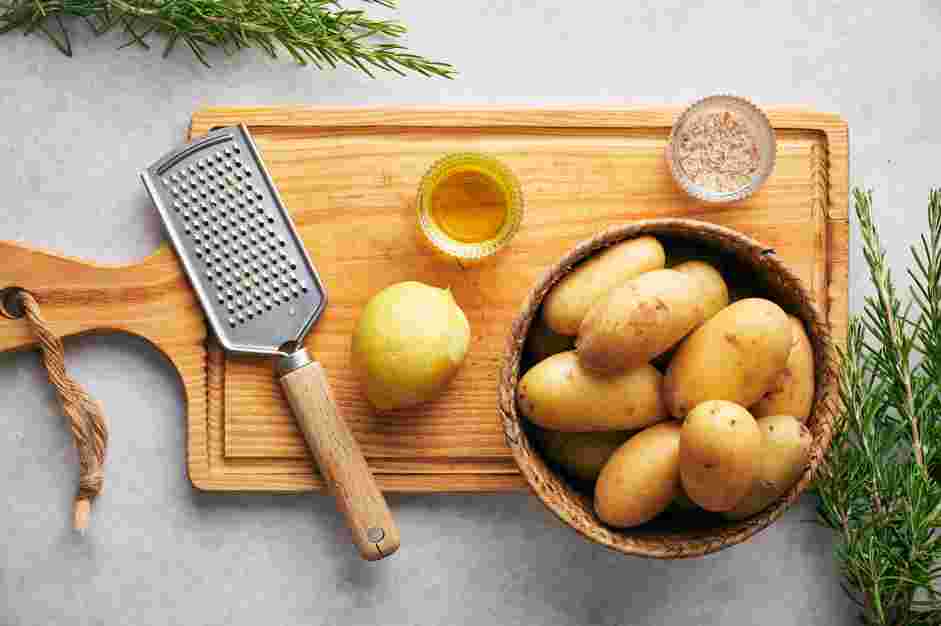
[352,281,470,411]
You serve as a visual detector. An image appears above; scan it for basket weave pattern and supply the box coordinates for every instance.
[498,219,834,558]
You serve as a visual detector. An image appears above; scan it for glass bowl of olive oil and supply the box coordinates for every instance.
[417,153,523,262]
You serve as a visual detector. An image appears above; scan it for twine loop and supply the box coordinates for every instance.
[16,291,108,532]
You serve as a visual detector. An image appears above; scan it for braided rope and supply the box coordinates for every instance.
[19,292,108,532]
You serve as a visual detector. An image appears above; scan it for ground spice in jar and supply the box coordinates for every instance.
[674,110,761,193]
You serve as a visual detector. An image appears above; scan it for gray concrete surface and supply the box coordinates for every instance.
[1,1,938,624]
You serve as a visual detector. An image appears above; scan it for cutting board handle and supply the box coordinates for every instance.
[0,240,205,354]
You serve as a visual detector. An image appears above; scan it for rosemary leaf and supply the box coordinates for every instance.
[0,0,455,78]
[817,189,941,625]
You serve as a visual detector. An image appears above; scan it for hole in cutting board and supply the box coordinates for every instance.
[0,287,27,319]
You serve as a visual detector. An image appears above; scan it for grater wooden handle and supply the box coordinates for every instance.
[278,351,400,561]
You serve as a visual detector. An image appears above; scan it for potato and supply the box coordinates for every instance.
[595,422,682,528]
[751,316,815,422]
[542,236,665,335]
[723,415,812,520]
[679,400,762,512]
[539,430,631,482]
[577,269,706,374]
[672,260,729,321]
[517,351,666,431]
[525,319,575,364]
[650,261,727,372]
[664,298,792,418]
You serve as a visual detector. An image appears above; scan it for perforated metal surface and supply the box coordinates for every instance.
[141,125,326,356]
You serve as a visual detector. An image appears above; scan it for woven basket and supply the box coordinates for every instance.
[498,219,834,559]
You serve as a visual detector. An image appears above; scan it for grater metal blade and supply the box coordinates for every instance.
[140,124,327,357]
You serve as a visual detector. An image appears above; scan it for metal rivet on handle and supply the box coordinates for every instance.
[366,527,385,544]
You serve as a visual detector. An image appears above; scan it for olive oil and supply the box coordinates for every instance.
[431,170,508,243]
[417,153,523,261]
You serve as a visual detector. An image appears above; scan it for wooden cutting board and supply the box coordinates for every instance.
[0,107,848,493]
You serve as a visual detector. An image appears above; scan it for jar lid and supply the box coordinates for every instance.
[666,95,776,204]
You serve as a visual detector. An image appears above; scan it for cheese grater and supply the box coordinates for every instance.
[141,124,399,561]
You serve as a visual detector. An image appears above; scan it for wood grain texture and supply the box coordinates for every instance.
[0,107,848,494]
[0,242,212,487]
[280,359,400,559]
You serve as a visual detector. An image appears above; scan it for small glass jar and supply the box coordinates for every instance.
[417,153,523,262]
[666,94,776,204]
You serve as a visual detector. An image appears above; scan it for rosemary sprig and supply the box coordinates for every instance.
[0,0,455,77]
[816,189,941,626]
[856,189,926,471]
